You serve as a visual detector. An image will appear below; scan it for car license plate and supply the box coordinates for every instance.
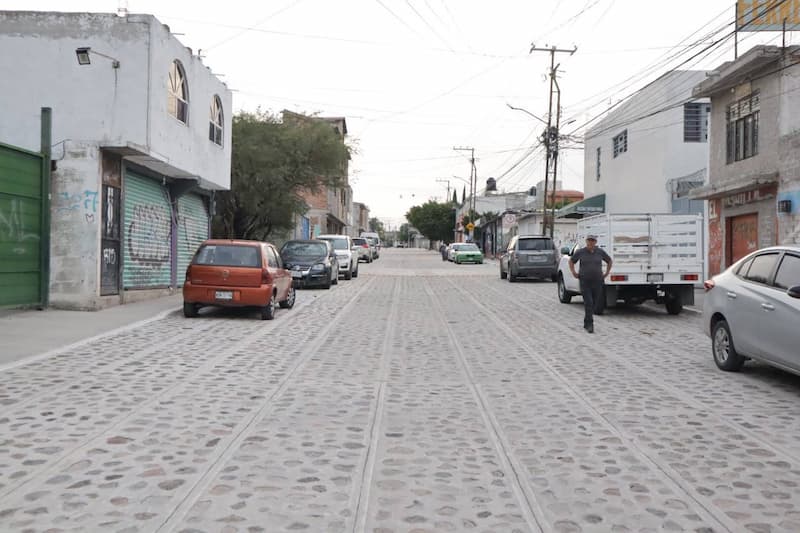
[647,273,664,283]
[291,271,303,278]
[215,290,233,300]
[529,256,545,263]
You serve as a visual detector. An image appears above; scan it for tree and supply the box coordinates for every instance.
[368,217,386,241]
[398,223,410,243]
[451,189,458,204]
[213,110,350,240]
[406,201,455,243]
[461,186,466,205]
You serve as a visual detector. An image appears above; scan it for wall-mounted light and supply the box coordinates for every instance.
[778,199,792,213]
[75,47,121,68]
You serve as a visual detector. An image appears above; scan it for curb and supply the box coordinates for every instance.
[0,306,181,373]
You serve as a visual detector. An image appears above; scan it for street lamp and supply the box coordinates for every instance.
[75,47,121,68]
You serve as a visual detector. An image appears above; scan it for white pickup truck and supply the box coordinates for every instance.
[556,213,704,315]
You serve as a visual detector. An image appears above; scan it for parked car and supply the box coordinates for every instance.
[317,234,358,280]
[703,246,800,375]
[500,235,559,282]
[361,231,382,253]
[280,239,339,289]
[183,239,295,320]
[449,243,484,264]
[352,237,373,263]
[365,237,380,260]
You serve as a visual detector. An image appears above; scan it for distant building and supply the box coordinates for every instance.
[352,202,370,238]
[0,11,232,309]
[691,45,800,275]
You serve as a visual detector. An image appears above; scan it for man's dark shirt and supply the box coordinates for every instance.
[571,246,611,281]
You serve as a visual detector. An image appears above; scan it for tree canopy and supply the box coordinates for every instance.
[368,217,386,241]
[212,110,350,240]
[406,201,455,243]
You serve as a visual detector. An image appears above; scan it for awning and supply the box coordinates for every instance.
[688,173,778,200]
[556,194,605,219]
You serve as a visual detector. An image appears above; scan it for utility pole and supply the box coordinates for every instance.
[530,44,576,238]
[436,179,451,202]
[453,146,476,215]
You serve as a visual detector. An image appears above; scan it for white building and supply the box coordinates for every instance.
[0,11,232,309]
[581,70,710,216]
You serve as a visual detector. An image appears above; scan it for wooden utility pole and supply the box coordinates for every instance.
[453,146,476,214]
[530,44,576,238]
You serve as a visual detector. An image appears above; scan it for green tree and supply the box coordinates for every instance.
[398,223,410,243]
[212,110,350,240]
[368,217,386,241]
[451,189,458,204]
[406,201,455,243]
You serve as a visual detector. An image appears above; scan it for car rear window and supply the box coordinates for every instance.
[194,245,261,267]
[352,238,367,245]
[282,241,328,257]
[455,244,479,251]
[742,253,779,284]
[518,238,553,251]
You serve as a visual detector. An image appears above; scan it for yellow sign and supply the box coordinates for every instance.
[466,222,475,231]
[737,0,800,31]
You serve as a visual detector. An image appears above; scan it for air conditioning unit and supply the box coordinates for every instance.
[778,199,792,213]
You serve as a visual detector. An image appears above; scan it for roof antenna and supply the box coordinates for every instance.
[117,0,129,17]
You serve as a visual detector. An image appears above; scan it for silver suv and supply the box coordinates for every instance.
[500,235,559,282]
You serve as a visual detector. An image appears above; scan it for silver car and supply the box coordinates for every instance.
[500,235,559,282]
[703,246,800,374]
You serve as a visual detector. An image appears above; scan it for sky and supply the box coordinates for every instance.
[3,0,790,228]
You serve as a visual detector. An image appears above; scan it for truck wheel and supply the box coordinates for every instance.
[712,319,745,371]
[665,294,683,315]
[557,275,571,303]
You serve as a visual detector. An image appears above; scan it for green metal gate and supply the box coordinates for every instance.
[176,193,209,282]
[0,143,45,307]
[123,171,172,289]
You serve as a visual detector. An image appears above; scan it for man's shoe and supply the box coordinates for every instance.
[585,325,594,333]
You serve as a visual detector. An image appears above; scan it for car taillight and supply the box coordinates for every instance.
[261,269,273,284]
[362,244,369,248]
[610,275,628,282]
[704,279,715,292]
[184,265,192,282]
[682,274,699,281]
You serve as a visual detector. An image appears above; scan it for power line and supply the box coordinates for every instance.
[203,0,306,51]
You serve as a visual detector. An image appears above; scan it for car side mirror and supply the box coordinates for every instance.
[788,285,800,299]
[561,246,571,255]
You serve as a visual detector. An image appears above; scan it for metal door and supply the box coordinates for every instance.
[123,171,172,289]
[176,193,209,284]
[100,185,121,295]
[0,143,44,306]
[728,213,758,266]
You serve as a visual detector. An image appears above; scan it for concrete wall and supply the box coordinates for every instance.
[584,71,709,214]
[0,11,232,190]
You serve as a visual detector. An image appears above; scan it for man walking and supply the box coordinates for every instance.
[569,234,612,333]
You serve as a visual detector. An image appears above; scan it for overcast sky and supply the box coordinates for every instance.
[4,0,789,228]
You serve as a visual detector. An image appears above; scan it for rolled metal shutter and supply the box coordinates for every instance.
[123,171,172,289]
[176,193,209,280]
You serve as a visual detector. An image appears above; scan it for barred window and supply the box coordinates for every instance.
[596,147,601,181]
[613,130,627,158]
[168,60,189,123]
[209,95,223,146]
[684,102,710,142]
[726,92,759,164]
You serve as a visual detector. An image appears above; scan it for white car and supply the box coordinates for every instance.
[317,234,359,280]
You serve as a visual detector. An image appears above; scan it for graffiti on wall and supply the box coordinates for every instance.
[55,189,99,223]
[0,198,39,254]
[127,203,171,266]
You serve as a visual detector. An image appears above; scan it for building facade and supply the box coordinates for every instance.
[352,202,370,237]
[691,45,800,275]
[0,11,232,309]
[582,70,710,216]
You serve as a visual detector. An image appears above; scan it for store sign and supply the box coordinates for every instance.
[722,186,775,208]
[737,0,800,32]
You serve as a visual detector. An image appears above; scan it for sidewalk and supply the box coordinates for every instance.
[0,295,182,367]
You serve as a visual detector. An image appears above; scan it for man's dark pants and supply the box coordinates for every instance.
[580,278,605,328]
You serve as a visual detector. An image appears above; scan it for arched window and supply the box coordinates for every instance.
[209,95,223,145]
[168,60,189,123]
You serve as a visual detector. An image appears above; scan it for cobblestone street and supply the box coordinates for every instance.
[2,248,800,532]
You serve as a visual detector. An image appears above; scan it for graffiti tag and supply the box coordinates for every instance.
[127,204,171,266]
[55,190,99,222]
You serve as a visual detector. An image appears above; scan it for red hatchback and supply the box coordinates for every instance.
[183,240,295,320]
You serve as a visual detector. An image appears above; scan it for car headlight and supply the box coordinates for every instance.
[311,263,325,272]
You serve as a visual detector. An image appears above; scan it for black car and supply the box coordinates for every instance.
[279,240,338,289]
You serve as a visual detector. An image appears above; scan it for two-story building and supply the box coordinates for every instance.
[282,111,352,238]
[352,202,370,237]
[691,45,800,275]
[578,70,710,217]
[0,11,232,309]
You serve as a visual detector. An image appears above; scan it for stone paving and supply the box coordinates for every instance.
[1,249,800,532]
